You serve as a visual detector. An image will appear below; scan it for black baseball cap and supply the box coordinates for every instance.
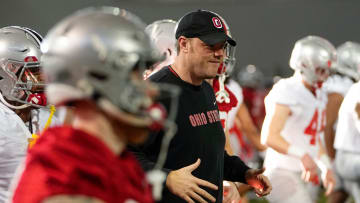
[175,10,236,46]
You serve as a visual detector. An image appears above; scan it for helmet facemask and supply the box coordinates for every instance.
[0,58,46,109]
[224,42,236,76]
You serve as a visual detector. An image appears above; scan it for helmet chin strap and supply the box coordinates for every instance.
[0,92,30,109]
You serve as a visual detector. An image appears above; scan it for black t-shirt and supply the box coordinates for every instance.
[129,66,250,203]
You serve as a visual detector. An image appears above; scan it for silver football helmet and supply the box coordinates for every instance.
[144,19,177,77]
[290,36,337,87]
[42,7,179,129]
[0,26,46,109]
[334,41,360,81]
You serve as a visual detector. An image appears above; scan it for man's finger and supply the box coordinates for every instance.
[188,191,207,203]
[258,176,272,194]
[252,168,266,175]
[325,182,334,196]
[186,158,201,172]
[183,195,195,203]
[260,184,272,196]
[193,177,218,190]
[254,188,264,197]
[303,170,311,182]
[193,185,216,202]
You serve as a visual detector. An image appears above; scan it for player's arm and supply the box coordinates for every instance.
[324,92,343,160]
[236,103,266,151]
[261,103,318,183]
[355,102,360,132]
[224,123,234,155]
[261,103,291,154]
[42,195,105,203]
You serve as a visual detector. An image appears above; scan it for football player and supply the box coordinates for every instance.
[143,19,177,79]
[11,7,178,203]
[261,36,336,203]
[0,26,62,203]
[331,42,360,203]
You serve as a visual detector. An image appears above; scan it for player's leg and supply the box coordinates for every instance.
[343,180,360,203]
[335,150,360,181]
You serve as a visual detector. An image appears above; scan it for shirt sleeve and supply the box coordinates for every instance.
[223,150,250,183]
[127,130,172,175]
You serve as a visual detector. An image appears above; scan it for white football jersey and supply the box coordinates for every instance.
[323,74,354,97]
[262,74,327,171]
[0,102,62,202]
[226,79,243,129]
[334,82,360,152]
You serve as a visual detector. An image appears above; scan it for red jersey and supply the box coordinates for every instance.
[242,87,266,128]
[12,126,154,203]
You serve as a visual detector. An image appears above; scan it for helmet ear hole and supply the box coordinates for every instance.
[88,71,108,81]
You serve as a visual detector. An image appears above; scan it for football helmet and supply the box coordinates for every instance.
[42,7,179,129]
[290,36,336,87]
[334,41,360,81]
[145,19,177,76]
[0,26,46,109]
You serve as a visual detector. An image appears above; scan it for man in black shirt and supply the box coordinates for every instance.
[130,10,271,203]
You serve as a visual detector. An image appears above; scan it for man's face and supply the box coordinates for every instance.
[314,66,330,83]
[187,38,225,80]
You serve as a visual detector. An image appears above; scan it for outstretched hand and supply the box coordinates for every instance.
[166,159,218,203]
[245,168,272,197]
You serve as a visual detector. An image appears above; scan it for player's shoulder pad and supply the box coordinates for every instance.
[266,77,299,106]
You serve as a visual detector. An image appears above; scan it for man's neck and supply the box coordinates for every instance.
[171,57,203,86]
[302,80,316,96]
[72,106,125,155]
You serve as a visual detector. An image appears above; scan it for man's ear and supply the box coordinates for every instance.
[178,36,189,53]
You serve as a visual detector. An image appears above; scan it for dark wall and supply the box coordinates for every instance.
[2,0,360,78]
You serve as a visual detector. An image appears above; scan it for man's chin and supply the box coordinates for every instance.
[204,74,217,80]
[206,69,219,79]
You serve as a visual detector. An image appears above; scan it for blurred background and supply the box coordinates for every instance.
[2,0,358,202]
[2,0,360,85]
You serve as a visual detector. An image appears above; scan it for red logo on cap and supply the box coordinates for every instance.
[212,17,223,29]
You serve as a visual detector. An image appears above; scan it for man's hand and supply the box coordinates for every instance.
[223,181,241,203]
[166,159,218,203]
[300,154,319,184]
[322,169,336,196]
[245,168,272,197]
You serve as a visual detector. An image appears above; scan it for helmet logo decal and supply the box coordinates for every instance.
[212,17,223,29]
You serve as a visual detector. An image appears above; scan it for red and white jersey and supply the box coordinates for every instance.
[262,74,327,171]
[323,74,354,97]
[334,82,360,153]
[11,126,154,203]
[226,79,243,129]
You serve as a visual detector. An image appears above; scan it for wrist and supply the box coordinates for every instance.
[287,145,306,159]
[316,154,331,174]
